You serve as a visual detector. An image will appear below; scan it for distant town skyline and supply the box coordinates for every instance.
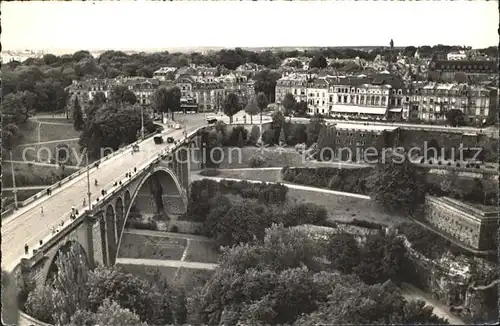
[3,1,498,53]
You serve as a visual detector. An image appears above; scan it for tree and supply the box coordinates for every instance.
[108,85,137,105]
[248,126,260,146]
[168,86,182,119]
[326,233,360,274]
[79,103,148,158]
[244,95,260,125]
[256,92,268,125]
[269,110,286,145]
[2,93,29,125]
[306,115,325,146]
[51,244,90,325]
[152,86,181,121]
[368,156,426,214]
[70,299,147,326]
[296,280,448,325]
[223,92,241,124]
[72,96,85,131]
[25,285,56,324]
[279,127,286,146]
[309,55,328,69]
[91,91,107,107]
[237,131,245,148]
[1,123,21,151]
[253,69,281,103]
[282,93,296,116]
[446,109,465,127]
[152,87,170,117]
[295,101,308,117]
[87,265,174,325]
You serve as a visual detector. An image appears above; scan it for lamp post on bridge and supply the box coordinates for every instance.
[86,151,91,211]
[141,105,145,140]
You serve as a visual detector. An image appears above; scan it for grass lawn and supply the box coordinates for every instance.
[2,162,79,187]
[35,118,72,124]
[118,233,187,260]
[217,147,367,169]
[184,240,220,264]
[217,169,283,182]
[174,268,214,291]
[286,188,406,226]
[116,263,179,284]
[218,147,308,169]
[11,139,83,164]
[39,123,80,142]
[16,119,79,146]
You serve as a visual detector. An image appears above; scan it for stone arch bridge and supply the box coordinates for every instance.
[18,137,206,286]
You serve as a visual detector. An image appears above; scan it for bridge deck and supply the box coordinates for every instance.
[1,126,199,272]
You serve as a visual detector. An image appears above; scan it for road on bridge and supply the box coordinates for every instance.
[1,113,211,272]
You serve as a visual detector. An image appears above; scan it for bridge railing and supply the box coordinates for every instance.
[26,127,205,263]
[1,131,162,218]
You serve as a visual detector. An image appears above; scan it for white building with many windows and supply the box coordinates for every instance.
[307,78,329,115]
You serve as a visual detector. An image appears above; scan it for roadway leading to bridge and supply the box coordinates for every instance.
[1,114,212,272]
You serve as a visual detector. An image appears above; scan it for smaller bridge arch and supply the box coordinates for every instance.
[105,204,117,266]
[115,167,186,264]
[115,197,124,242]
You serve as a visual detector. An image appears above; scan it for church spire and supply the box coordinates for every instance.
[388,39,394,72]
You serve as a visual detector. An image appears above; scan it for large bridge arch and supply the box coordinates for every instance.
[115,167,186,263]
[45,241,89,285]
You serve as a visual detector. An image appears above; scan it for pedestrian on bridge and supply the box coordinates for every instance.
[41,207,44,215]
[24,243,29,255]
[83,198,86,207]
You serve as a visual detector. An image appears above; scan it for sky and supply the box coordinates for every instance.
[3,1,498,53]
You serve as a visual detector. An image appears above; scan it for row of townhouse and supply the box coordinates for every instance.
[276,73,409,119]
[66,70,255,114]
[173,72,254,111]
[275,72,497,124]
[66,77,161,107]
[408,82,497,124]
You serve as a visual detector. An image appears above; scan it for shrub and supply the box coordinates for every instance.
[282,167,373,194]
[170,225,179,233]
[199,168,220,177]
[248,126,260,146]
[284,203,328,226]
[126,219,158,231]
[262,129,275,145]
[226,126,248,147]
[249,154,266,168]
[348,219,384,230]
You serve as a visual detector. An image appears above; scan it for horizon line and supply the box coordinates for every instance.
[4,44,496,54]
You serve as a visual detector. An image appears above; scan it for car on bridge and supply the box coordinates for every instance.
[153,136,164,144]
[206,116,218,124]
